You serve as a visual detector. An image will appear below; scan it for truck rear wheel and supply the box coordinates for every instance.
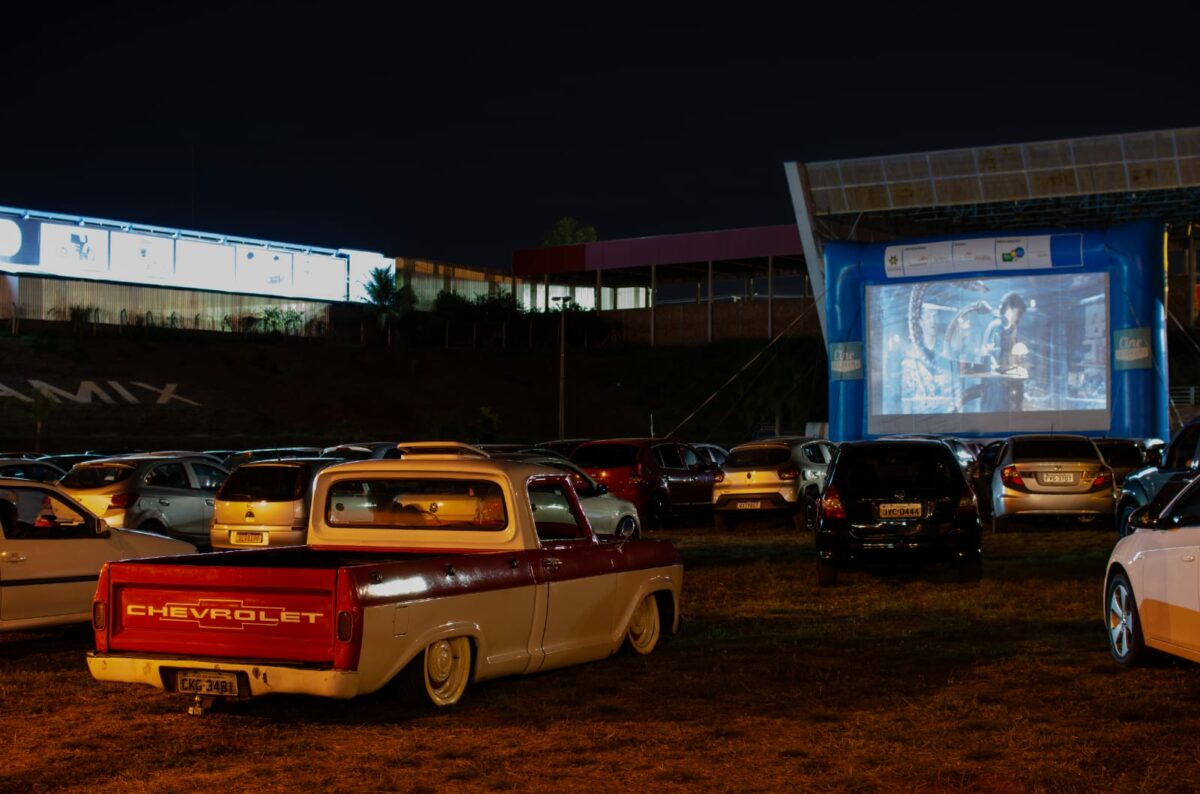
[402,637,472,707]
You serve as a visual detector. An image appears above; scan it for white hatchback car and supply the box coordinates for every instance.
[0,479,194,632]
[1106,475,1200,666]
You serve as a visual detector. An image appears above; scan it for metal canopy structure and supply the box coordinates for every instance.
[786,127,1200,339]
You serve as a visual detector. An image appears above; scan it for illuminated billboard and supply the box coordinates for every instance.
[0,208,356,302]
[824,222,1167,441]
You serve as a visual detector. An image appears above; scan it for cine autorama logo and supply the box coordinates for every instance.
[125,598,323,630]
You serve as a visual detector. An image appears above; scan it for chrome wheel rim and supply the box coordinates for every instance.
[1109,582,1133,658]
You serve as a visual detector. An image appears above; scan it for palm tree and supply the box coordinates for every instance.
[364,266,414,346]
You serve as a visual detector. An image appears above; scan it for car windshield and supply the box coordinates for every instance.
[1011,439,1098,462]
[1095,441,1144,467]
[218,465,307,501]
[726,447,791,468]
[834,445,960,490]
[61,465,135,488]
[571,444,637,468]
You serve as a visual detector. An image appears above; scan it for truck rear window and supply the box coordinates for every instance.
[61,465,135,488]
[218,465,307,501]
[325,477,507,530]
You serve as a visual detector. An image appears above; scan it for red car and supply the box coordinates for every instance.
[570,438,718,526]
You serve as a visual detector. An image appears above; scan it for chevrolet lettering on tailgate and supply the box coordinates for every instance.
[87,451,684,713]
[125,599,324,628]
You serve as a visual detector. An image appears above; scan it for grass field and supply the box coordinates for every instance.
[1,523,1195,793]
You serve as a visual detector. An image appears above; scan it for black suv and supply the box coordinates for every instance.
[1116,420,1197,536]
[816,439,982,586]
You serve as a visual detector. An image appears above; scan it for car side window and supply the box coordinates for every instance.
[190,463,228,490]
[654,444,684,469]
[1167,425,1200,468]
[803,445,826,464]
[145,463,189,489]
[679,445,701,469]
[1,492,91,540]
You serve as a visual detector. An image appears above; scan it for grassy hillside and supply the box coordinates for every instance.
[0,325,828,453]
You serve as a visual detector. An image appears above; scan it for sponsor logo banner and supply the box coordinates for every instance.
[831,342,864,381]
[1113,328,1152,370]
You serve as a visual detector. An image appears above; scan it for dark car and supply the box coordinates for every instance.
[1092,438,1149,487]
[570,438,718,526]
[816,439,982,586]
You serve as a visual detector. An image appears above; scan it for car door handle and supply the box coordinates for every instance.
[1,551,26,563]
[542,558,563,572]
[159,499,171,506]
[1185,555,1196,563]
[205,499,214,506]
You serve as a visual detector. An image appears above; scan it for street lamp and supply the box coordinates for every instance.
[551,296,566,439]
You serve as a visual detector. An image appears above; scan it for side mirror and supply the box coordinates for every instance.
[594,483,608,496]
[1129,505,1161,531]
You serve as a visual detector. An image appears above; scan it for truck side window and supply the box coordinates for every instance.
[528,481,585,542]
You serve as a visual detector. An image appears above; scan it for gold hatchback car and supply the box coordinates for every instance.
[210,458,343,549]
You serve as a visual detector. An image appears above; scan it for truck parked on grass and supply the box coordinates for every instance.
[86,455,683,713]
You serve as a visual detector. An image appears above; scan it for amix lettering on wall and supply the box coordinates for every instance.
[0,380,200,406]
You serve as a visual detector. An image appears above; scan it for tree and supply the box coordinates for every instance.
[543,217,597,247]
[364,266,416,346]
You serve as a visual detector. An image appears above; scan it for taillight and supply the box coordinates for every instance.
[109,492,139,509]
[1000,466,1025,489]
[1091,470,1113,490]
[821,485,846,521]
[713,471,725,483]
[778,466,799,481]
[629,463,644,484]
[336,611,354,642]
[35,496,54,527]
[93,563,111,653]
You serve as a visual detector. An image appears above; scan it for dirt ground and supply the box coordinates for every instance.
[1,522,1195,793]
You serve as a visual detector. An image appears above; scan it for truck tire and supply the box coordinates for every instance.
[623,593,661,655]
[401,637,472,707]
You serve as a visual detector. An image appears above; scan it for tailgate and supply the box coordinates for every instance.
[104,561,340,664]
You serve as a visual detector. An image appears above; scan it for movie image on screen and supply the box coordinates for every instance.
[865,273,1109,434]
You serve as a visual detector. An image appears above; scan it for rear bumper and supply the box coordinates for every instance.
[993,488,1115,519]
[87,652,361,699]
[210,525,306,549]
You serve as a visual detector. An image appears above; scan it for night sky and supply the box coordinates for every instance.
[0,6,1191,269]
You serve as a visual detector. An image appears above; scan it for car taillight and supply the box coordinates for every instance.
[1091,470,1112,490]
[92,601,107,632]
[629,463,644,484]
[777,466,799,481]
[821,485,846,521]
[35,496,54,527]
[713,471,725,483]
[1000,466,1025,489]
[109,492,139,509]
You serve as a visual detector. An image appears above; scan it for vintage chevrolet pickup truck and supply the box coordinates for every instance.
[86,456,683,713]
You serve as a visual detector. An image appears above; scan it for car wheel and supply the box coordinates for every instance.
[624,593,661,655]
[1117,502,1137,538]
[817,556,838,587]
[1107,571,1148,667]
[401,637,472,707]
[616,516,640,540]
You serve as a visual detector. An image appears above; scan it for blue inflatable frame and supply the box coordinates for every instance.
[824,221,1168,442]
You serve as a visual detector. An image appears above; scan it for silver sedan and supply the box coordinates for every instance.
[989,434,1115,531]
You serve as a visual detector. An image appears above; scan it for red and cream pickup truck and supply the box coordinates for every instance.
[86,455,683,713]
